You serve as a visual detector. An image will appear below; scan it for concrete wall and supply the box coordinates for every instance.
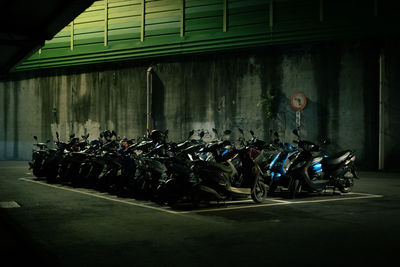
[384,40,400,171]
[1,39,398,170]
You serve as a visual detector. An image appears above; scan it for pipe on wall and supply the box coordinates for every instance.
[146,66,153,136]
[378,49,385,170]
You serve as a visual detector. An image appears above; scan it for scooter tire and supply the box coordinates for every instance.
[251,176,267,203]
[288,178,302,199]
[268,181,278,195]
[338,178,353,193]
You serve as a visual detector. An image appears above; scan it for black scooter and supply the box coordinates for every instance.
[288,129,358,198]
[29,136,51,177]
[193,139,267,204]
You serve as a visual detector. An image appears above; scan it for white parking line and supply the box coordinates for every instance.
[0,201,21,208]
[19,178,383,215]
[179,193,383,214]
[19,178,180,215]
[269,199,292,204]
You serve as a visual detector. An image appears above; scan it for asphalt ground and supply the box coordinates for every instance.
[1,161,399,267]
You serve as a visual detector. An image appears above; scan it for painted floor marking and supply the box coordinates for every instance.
[19,177,383,215]
[0,201,21,208]
[180,193,383,214]
[19,178,179,215]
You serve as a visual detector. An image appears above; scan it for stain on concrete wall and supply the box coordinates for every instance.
[1,40,398,170]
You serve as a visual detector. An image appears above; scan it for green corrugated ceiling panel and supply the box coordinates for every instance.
[227,0,268,35]
[108,0,141,42]
[15,0,400,71]
[186,0,222,33]
[145,0,180,37]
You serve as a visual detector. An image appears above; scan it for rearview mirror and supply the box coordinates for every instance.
[212,128,218,135]
[199,131,205,139]
[188,130,194,138]
[33,136,38,141]
[250,130,255,137]
[321,139,331,145]
[224,130,231,135]
[238,128,244,135]
[293,129,299,137]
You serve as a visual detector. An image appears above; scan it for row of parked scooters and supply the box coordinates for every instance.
[29,128,358,207]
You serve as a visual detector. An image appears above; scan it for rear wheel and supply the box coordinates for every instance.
[338,177,354,193]
[251,176,267,203]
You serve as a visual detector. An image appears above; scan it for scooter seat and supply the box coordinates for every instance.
[324,150,351,166]
[208,162,235,173]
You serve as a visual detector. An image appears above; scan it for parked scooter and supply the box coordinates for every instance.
[267,129,358,198]
[35,132,76,183]
[155,130,206,205]
[29,136,51,177]
[266,131,298,195]
[193,133,267,204]
[287,129,358,198]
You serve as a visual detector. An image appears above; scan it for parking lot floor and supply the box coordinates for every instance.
[1,161,399,267]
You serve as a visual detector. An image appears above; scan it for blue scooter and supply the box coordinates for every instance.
[267,130,357,198]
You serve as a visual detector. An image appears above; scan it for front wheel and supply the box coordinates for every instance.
[251,176,267,203]
[288,178,302,199]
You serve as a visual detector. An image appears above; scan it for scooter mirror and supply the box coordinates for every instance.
[293,129,299,137]
[238,128,244,135]
[322,139,331,145]
[250,130,255,136]
[70,133,75,139]
[188,130,195,138]
[112,130,117,136]
[199,131,205,139]
[212,128,218,135]
[33,136,38,141]
[274,131,279,138]
[224,130,231,135]
[86,133,90,139]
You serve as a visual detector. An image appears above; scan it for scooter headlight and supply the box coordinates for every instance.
[159,173,168,183]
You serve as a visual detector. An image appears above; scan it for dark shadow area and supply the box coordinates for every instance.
[0,210,63,267]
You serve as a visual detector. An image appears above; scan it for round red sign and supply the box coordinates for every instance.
[290,93,307,111]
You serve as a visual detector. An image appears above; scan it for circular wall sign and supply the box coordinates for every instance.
[290,93,307,111]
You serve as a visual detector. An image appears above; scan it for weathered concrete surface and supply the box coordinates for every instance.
[383,40,400,171]
[0,39,399,170]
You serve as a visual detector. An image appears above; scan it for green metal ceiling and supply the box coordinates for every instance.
[15,0,400,71]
